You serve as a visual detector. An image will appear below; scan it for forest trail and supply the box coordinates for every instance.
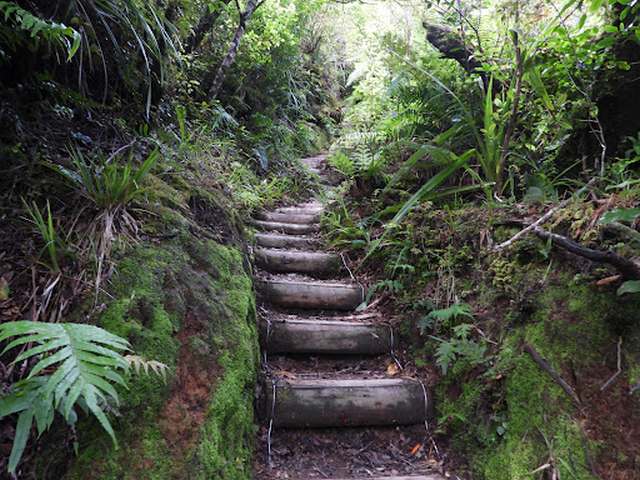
[252,155,445,480]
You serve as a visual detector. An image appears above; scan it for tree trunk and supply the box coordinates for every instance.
[422,22,497,92]
[184,0,232,54]
[203,0,262,99]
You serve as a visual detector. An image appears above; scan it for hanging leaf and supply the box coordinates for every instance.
[617,280,640,296]
[599,208,640,225]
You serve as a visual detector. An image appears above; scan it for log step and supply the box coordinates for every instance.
[276,203,324,215]
[265,377,429,428]
[254,248,341,276]
[251,220,319,235]
[256,279,364,310]
[256,211,320,224]
[260,318,394,355]
[321,477,444,480]
[254,233,319,250]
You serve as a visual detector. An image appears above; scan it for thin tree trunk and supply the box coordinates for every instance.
[203,0,263,99]
[184,0,232,54]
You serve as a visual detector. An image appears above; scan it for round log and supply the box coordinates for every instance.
[256,211,321,224]
[256,279,364,310]
[254,248,341,276]
[254,233,319,249]
[251,220,319,235]
[325,476,444,480]
[260,318,395,355]
[265,378,429,428]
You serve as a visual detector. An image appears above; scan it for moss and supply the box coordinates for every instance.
[61,238,258,480]
[474,273,626,480]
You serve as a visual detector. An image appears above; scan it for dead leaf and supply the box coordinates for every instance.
[410,443,422,455]
[0,277,9,301]
[596,275,621,287]
[386,362,399,376]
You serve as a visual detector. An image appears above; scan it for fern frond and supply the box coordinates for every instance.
[0,321,132,474]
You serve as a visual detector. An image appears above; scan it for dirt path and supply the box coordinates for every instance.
[251,155,445,480]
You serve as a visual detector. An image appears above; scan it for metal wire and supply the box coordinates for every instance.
[340,252,365,298]
[388,325,403,370]
[267,379,277,466]
[416,378,440,459]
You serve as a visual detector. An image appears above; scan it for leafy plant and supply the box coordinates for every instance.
[0,2,80,61]
[328,150,355,178]
[22,200,67,273]
[59,147,159,210]
[617,280,640,296]
[0,321,130,474]
[599,207,640,225]
[418,302,474,334]
[431,323,487,375]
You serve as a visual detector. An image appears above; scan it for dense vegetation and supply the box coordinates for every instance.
[0,0,639,478]
[324,1,640,479]
[0,0,335,477]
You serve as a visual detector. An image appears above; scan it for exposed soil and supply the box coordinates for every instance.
[579,364,640,480]
[254,425,445,479]
[159,311,220,466]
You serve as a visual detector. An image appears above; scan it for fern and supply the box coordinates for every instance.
[0,2,80,61]
[0,321,131,474]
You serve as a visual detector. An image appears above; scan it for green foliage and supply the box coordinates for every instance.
[431,323,488,375]
[418,302,474,333]
[328,151,355,177]
[0,2,80,61]
[618,280,640,296]
[599,207,640,224]
[0,321,132,474]
[22,200,67,272]
[59,148,159,210]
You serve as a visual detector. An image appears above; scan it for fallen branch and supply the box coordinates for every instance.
[494,179,595,251]
[523,343,581,407]
[600,337,623,391]
[532,226,640,280]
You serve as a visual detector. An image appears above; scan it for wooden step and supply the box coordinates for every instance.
[260,318,394,355]
[276,202,324,214]
[254,248,341,276]
[264,377,429,428]
[321,476,444,480]
[321,477,444,480]
[251,220,319,235]
[254,233,318,250]
[256,279,364,310]
[255,211,320,224]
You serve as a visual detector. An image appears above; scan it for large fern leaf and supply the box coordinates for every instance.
[0,321,131,474]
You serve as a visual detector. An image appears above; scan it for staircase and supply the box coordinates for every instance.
[252,155,444,480]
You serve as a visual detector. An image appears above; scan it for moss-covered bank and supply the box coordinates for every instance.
[39,171,260,480]
[330,200,640,480]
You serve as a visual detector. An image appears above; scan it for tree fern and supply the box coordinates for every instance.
[0,321,131,474]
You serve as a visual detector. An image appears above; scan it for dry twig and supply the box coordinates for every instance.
[600,337,623,391]
[524,343,581,406]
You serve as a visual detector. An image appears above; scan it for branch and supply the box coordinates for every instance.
[524,343,581,407]
[532,226,640,280]
[494,179,596,251]
[600,337,622,391]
